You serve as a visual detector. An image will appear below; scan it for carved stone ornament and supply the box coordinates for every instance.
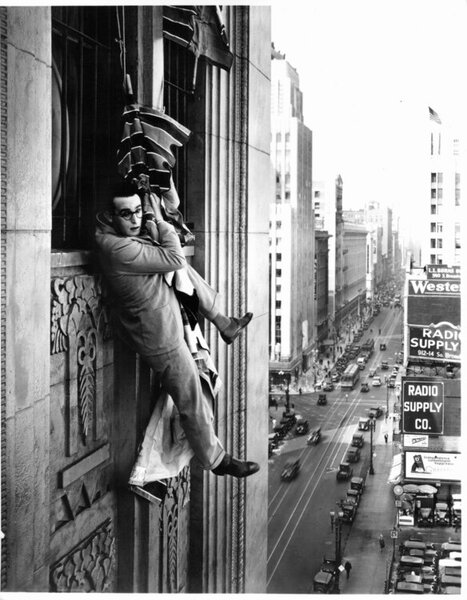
[51,275,110,444]
[50,518,115,592]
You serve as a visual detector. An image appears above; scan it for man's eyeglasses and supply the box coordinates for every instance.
[115,206,143,221]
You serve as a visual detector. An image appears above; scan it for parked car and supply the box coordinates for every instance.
[387,376,397,388]
[323,381,334,392]
[331,372,340,383]
[368,367,377,377]
[312,570,335,593]
[317,393,327,405]
[352,432,364,447]
[340,500,357,522]
[368,405,383,418]
[281,459,300,481]
[357,418,370,432]
[336,462,353,481]
[350,476,365,494]
[346,447,361,463]
[346,488,360,506]
[360,382,369,392]
[307,428,322,446]
[295,418,309,435]
[372,375,382,386]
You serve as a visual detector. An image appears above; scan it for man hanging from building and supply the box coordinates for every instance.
[95,179,258,478]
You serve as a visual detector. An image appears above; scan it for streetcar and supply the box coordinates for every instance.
[340,363,360,390]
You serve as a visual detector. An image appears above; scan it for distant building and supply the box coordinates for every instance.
[269,52,314,383]
[315,230,331,347]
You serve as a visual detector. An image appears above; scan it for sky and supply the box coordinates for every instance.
[271,0,467,213]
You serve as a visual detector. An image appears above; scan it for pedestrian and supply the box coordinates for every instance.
[95,180,258,478]
[379,533,385,551]
[344,561,352,579]
[345,393,349,402]
[384,432,388,443]
[299,387,302,395]
[379,328,381,335]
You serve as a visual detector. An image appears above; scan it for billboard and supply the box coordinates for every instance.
[401,379,444,435]
[405,451,461,482]
[407,278,460,364]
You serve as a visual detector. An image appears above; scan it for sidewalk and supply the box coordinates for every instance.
[339,430,396,594]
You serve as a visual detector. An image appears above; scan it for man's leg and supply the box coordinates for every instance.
[145,344,225,470]
[184,263,252,344]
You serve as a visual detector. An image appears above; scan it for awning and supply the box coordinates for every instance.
[163,6,234,89]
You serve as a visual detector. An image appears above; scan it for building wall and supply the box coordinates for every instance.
[1,5,271,593]
[342,224,367,311]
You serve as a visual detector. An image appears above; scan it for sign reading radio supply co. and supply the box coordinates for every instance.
[407,276,460,363]
[402,379,444,435]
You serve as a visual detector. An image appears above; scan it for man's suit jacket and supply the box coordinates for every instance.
[95,212,186,356]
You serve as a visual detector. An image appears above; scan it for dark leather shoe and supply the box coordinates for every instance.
[220,312,253,344]
[212,454,260,478]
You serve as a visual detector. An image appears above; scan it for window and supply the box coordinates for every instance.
[276,253,282,261]
[437,172,443,184]
[52,7,121,249]
[437,239,443,249]
[276,269,282,277]
[276,220,282,229]
[276,285,281,293]
[431,205,437,215]
[437,188,443,200]
[430,254,436,263]
[314,190,320,198]
[431,173,436,183]
[455,189,460,206]
[430,239,436,249]
[431,189,436,199]
[430,223,436,233]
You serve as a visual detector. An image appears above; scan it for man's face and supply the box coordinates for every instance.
[112,194,143,236]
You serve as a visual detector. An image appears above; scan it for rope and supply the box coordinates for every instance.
[115,6,127,91]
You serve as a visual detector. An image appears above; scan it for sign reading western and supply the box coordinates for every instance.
[405,451,460,482]
[407,277,461,364]
[402,379,444,435]
[409,322,460,362]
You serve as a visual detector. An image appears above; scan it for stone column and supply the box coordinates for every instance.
[3,7,51,590]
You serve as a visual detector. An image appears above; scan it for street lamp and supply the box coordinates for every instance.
[279,370,291,414]
[369,416,376,475]
[330,509,344,593]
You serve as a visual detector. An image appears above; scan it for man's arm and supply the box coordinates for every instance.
[103,221,187,274]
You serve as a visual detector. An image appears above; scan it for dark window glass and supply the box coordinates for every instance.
[52,7,121,249]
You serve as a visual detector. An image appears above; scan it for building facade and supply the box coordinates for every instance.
[1,5,271,592]
[269,52,314,382]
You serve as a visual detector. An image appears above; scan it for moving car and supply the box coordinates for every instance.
[368,367,377,377]
[323,381,334,392]
[379,343,387,351]
[381,360,389,370]
[295,418,309,435]
[360,382,369,392]
[372,375,382,386]
[350,476,365,494]
[307,427,321,446]
[331,371,340,382]
[317,393,327,406]
[281,459,300,481]
[387,375,397,388]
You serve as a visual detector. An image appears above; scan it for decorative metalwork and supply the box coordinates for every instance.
[50,518,115,592]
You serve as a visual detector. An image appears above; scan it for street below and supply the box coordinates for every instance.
[267,306,403,593]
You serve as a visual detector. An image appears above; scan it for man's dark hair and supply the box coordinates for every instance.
[111,179,141,201]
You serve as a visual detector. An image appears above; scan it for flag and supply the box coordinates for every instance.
[163,5,234,88]
[116,103,191,193]
[429,107,442,124]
